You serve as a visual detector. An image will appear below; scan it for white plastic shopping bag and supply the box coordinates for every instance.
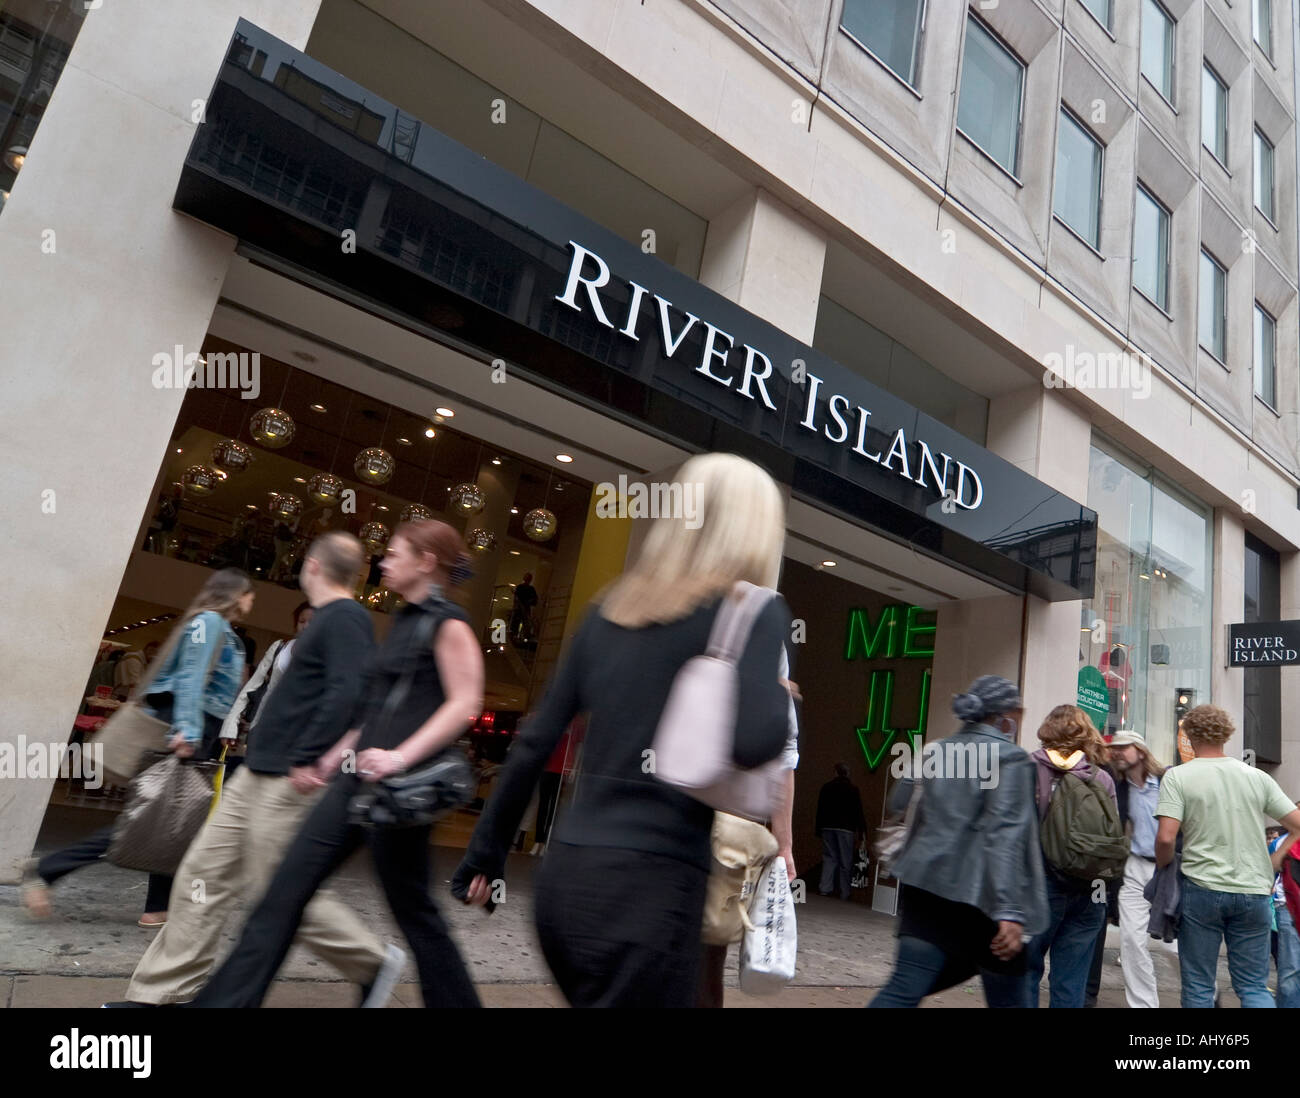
[739,855,797,995]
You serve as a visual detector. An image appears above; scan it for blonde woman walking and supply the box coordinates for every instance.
[453,453,795,1007]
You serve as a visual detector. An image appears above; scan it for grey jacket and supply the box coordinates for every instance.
[888,724,1049,936]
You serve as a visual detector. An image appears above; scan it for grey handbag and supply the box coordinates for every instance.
[107,750,223,874]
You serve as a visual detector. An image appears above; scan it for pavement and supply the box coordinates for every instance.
[0,804,1237,1008]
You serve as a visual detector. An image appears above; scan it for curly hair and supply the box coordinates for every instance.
[1181,704,1234,745]
[1037,704,1109,771]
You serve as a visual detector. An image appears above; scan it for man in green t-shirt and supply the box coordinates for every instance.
[1155,705,1300,1008]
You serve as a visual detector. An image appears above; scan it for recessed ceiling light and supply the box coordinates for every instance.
[821,560,836,568]
[491,457,502,466]
[556,453,573,463]
[309,403,327,413]
[510,507,519,515]
[375,505,388,511]
[396,437,411,446]
[425,427,436,439]
[245,504,258,510]
[509,550,520,556]
[175,448,183,454]
[292,476,306,484]
[435,406,454,417]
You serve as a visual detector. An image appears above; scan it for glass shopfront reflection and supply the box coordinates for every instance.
[0,0,87,213]
[1080,438,1213,763]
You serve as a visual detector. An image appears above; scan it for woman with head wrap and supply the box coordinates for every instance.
[868,675,1048,1008]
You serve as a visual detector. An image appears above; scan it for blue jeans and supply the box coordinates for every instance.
[868,934,1029,1008]
[1274,901,1300,1009]
[1024,874,1105,1008]
[1178,878,1274,1008]
[819,829,854,899]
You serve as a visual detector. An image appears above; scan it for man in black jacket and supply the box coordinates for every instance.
[107,532,403,1007]
[816,763,867,899]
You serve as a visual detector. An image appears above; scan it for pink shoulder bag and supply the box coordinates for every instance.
[651,581,789,822]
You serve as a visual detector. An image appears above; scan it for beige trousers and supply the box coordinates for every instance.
[126,767,386,1004]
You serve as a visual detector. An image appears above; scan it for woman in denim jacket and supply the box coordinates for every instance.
[23,569,253,927]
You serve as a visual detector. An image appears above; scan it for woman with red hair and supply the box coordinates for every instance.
[193,520,484,1008]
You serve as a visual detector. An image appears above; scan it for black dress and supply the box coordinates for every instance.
[192,592,480,1008]
[453,595,791,1007]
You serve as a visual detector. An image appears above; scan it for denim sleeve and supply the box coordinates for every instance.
[171,611,224,744]
[985,751,1037,925]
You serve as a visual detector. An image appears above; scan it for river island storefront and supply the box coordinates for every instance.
[36,2,1274,891]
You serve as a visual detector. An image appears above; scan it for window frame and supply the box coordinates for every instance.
[839,0,928,91]
[1198,248,1228,364]
[1254,126,1276,223]
[1140,0,1177,107]
[1053,105,1106,250]
[1078,0,1114,34]
[1201,61,1229,168]
[1254,302,1277,408]
[955,13,1027,180]
[1254,0,1273,59]
[1133,183,1172,312]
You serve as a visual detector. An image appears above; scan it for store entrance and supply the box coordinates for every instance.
[46,331,612,852]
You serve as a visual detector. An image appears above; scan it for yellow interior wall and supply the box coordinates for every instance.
[561,490,633,639]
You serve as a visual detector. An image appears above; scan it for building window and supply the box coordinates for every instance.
[1254,0,1273,57]
[1254,304,1276,406]
[956,15,1025,175]
[1054,109,1103,247]
[1133,185,1170,310]
[1201,63,1228,165]
[1141,0,1175,103]
[1081,439,1213,764]
[0,2,88,216]
[1198,250,1226,361]
[1244,533,1282,764]
[1254,128,1275,221]
[841,0,925,87]
[1080,0,1113,31]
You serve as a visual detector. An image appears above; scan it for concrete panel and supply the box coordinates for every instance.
[0,0,325,883]
[710,0,832,84]
[820,0,963,186]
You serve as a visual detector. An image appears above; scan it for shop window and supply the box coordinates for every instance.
[1079,438,1212,764]
[1133,184,1170,310]
[1254,303,1276,407]
[956,14,1024,176]
[1140,0,1175,104]
[1053,108,1103,249]
[305,0,707,278]
[1243,533,1281,763]
[0,1,88,215]
[840,0,925,87]
[1201,63,1227,166]
[811,296,989,445]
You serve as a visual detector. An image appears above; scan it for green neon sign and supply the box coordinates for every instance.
[844,604,936,661]
[855,669,932,769]
[846,604,935,770]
